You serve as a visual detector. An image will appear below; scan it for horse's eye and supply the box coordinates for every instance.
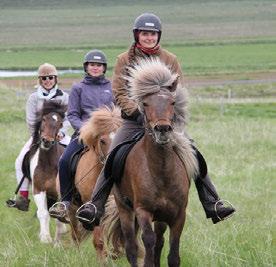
[143,102,148,107]
[171,101,175,106]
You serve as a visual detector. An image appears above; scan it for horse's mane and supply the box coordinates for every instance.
[125,58,198,179]
[125,57,189,127]
[32,101,67,147]
[79,105,122,148]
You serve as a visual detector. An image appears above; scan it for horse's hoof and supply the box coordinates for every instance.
[53,240,62,248]
[40,234,52,243]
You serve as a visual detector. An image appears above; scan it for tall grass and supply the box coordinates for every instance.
[0,83,275,266]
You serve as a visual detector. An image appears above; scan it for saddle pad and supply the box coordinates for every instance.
[104,130,144,183]
[22,143,40,181]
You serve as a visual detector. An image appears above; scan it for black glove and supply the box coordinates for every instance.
[121,109,144,125]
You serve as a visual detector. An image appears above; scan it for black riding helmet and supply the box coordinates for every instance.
[133,13,162,44]
[83,49,107,73]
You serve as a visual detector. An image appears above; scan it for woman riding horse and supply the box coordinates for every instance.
[77,13,235,228]
[49,49,114,218]
[13,63,70,211]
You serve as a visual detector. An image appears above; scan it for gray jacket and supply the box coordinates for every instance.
[67,74,114,131]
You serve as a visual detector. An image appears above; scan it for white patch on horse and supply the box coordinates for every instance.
[109,132,116,140]
[52,114,58,121]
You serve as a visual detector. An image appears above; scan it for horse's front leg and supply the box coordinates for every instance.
[33,191,52,243]
[154,222,167,267]
[54,219,67,246]
[119,207,138,267]
[136,207,156,267]
[167,211,186,267]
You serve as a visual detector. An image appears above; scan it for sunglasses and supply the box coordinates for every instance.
[40,76,56,81]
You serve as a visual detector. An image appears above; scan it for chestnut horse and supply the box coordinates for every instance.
[103,58,199,267]
[67,106,122,257]
[30,101,68,243]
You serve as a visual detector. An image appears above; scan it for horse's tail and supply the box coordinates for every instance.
[101,195,125,258]
[172,133,199,180]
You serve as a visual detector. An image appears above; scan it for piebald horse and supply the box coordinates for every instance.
[30,101,67,243]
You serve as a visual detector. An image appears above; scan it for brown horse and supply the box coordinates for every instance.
[30,101,68,243]
[103,58,199,267]
[66,106,122,257]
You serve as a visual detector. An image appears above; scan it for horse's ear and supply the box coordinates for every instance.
[168,75,179,92]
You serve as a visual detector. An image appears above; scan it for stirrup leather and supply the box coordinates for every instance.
[76,202,97,224]
[214,199,235,221]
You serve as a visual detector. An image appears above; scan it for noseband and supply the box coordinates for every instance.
[40,136,58,150]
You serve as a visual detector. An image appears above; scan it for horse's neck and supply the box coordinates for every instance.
[38,145,59,165]
[143,134,176,176]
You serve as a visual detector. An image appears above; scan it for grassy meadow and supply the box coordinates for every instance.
[0,0,275,266]
[0,82,275,266]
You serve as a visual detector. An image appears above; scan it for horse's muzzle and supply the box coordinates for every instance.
[154,124,172,133]
[41,137,56,150]
[153,124,172,145]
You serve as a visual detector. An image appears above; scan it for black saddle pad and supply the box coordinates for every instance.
[22,143,40,181]
[104,130,144,183]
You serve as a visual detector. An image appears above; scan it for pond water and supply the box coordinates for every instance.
[0,69,82,78]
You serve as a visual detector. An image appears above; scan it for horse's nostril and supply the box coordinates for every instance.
[154,125,172,133]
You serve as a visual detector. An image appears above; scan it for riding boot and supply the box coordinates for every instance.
[76,169,113,231]
[193,146,235,224]
[194,174,235,224]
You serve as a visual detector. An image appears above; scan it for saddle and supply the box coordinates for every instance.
[104,130,144,183]
[22,143,40,181]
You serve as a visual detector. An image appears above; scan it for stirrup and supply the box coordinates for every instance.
[214,199,235,222]
[49,202,68,219]
[76,202,97,224]
[6,195,17,208]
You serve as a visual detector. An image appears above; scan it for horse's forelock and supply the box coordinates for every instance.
[126,57,189,127]
[126,58,179,101]
[41,101,66,119]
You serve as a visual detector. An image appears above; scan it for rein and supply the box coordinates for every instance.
[96,141,107,165]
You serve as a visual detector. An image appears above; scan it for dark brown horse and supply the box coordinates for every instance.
[103,58,198,266]
[65,106,122,258]
[30,101,67,243]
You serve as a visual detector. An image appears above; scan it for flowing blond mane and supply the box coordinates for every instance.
[79,105,122,148]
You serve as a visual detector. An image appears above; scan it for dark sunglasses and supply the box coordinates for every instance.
[40,76,56,81]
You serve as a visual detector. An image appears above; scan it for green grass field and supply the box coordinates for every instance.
[0,82,275,266]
